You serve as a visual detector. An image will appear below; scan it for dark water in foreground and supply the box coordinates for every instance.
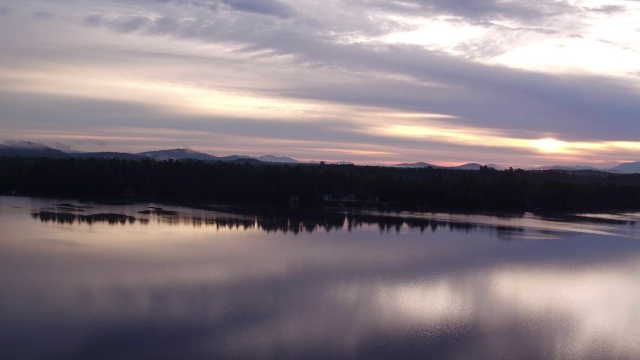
[1,196,640,360]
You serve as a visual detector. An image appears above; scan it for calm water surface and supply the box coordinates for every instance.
[1,196,640,359]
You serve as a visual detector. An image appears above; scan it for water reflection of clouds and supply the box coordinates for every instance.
[59,256,640,359]
[4,196,640,359]
[379,266,640,358]
[488,265,640,359]
[225,261,640,359]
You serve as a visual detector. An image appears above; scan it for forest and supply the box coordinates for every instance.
[1,156,640,212]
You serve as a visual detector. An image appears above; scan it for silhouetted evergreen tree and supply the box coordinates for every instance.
[1,156,640,211]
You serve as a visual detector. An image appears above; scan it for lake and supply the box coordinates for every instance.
[1,196,639,359]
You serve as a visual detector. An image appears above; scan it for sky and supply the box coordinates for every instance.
[1,0,639,167]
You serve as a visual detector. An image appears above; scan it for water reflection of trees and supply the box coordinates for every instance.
[30,205,634,238]
[32,211,146,226]
[30,207,494,235]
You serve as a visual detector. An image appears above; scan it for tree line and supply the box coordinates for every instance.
[1,156,640,211]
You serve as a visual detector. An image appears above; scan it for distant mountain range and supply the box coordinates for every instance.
[529,163,640,173]
[136,149,300,163]
[610,162,640,173]
[137,149,218,161]
[533,165,600,171]
[0,143,303,165]
[393,162,505,171]
[1,141,639,173]
[0,142,69,158]
[394,162,441,168]
[258,155,299,163]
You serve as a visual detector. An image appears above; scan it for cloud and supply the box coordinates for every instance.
[368,0,578,25]
[586,5,626,14]
[109,15,153,33]
[146,16,180,34]
[2,0,640,166]
[32,10,54,19]
[83,14,103,27]
[221,0,294,18]
[134,0,294,17]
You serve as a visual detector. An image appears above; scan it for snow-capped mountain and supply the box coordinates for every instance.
[258,155,300,163]
[611,161,640,173]
[394,162,441,168]
[136,149,218,161]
